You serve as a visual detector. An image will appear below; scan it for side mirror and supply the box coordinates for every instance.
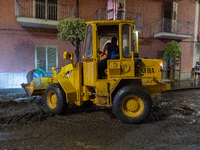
[63,52,74,60]
[63,52,75,67]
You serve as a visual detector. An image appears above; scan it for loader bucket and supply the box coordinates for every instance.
[21,77,52,96]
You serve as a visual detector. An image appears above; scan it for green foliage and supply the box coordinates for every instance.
[164,40,181,61]
[57,17,86,42]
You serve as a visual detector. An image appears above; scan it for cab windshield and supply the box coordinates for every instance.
[122,24,132,58]
[84,25,93,58]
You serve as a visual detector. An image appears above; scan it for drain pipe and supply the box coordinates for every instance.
[193,0,199,66]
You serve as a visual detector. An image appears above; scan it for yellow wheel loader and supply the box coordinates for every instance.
[22,20,170,124]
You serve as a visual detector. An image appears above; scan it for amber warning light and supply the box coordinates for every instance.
[160,63,163,71]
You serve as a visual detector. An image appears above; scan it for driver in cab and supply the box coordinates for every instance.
[98,37,119,78]
[102,37,119,60]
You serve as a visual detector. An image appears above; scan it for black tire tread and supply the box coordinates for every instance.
[113,85,152,124]
[44,83,68,115]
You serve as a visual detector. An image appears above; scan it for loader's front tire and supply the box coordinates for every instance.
[44,83,68,115]
[113,85,152,124]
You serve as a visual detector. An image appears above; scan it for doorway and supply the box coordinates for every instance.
[107,0,126,20]
[157,51,180,80]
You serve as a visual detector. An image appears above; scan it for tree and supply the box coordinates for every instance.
[57,17,86,62]
[164,40,181,80]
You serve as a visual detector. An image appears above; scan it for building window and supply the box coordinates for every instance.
[163,1,178,33]
[107,0,126,20]
[35,46,58,73]
[35,0,57,20]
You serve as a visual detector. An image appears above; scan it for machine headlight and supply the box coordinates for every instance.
[160,63,163,71]
[66,71,70,78]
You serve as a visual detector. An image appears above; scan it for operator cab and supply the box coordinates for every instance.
[83,20,138,84]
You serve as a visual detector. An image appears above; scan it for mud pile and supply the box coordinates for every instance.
[0,89,200,149]
[0,89,200,127]
[0,96,51,126]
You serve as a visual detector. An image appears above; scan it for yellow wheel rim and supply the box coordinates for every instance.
[47,91,57,109]
[122,95,144,117]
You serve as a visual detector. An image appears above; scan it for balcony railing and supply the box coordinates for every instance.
[15,0,75,28]
[95,8,143,31]
[142,18,194,39]
[157,18,194,35]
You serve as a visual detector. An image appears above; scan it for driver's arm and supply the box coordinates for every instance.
[101,44,108,56]
[102,45,108,56]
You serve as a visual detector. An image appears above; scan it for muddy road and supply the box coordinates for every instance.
[0,89,200,150]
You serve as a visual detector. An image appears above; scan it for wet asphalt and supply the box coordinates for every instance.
[0,80,200,149]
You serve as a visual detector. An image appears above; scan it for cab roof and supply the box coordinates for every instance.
[86,20,134,26]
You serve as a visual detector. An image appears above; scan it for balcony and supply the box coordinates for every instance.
[153,18,194,40]
[95,8,143,31]
[15,0,75,29]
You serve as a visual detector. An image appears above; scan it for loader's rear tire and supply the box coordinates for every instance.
[44,83,68,115]
[113,85,152,124]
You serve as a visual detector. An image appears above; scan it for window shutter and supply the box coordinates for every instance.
[35,0,57,20]
[171,2,178,33]
[47,47,57,72]
[36,46,46,68]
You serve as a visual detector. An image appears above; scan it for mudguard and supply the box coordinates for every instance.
[58,78,77,103]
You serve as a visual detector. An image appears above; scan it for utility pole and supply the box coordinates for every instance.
[193,0,199,67]
[76,0,79,18]
[75,0,80,62]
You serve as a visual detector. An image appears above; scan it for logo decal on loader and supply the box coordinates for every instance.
[140,68,154,75]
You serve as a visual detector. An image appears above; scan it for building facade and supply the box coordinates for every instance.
[0,0,199,88]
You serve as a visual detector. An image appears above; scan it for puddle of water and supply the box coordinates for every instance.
[0,132,10,141]
[169,114,185,119]
[196,111,200,116]
[170,80,200,89]
[14,97,29,102]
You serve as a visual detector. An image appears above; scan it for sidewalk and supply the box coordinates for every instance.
[0,88,26,100]
[165,79,200,90]
[0,79,200,98]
